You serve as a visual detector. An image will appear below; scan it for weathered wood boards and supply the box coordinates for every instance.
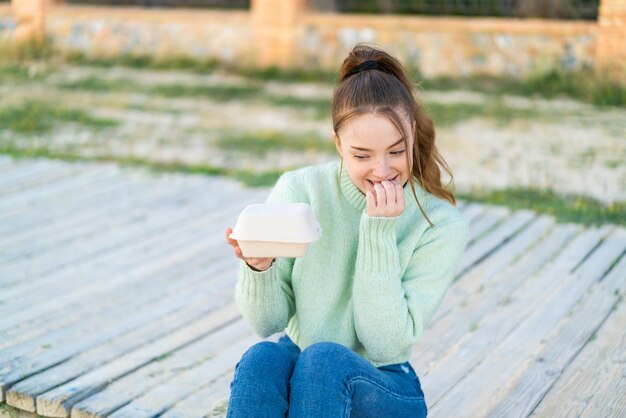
[1,157,625,418]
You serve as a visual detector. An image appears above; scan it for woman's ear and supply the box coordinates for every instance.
[332,130,343,157]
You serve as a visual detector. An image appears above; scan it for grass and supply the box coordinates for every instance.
[58,76,332,119]
[57,77,264,101]
[58,76,555,125]
[425,99,544,127]
[63,51,221,73]
[2,38,624,107]
[0,101,119,135]
[1,143,624,226]
[0,144,286,188]
[420,69,626,108]
[215,131,335,155]
[457,187,626,227]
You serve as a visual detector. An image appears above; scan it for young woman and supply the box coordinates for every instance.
[224,43,468,418]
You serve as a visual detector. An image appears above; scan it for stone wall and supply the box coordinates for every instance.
[295,14,597,78]
[2,0,624,79]
[46,6,254,65]
[0,4,15,43]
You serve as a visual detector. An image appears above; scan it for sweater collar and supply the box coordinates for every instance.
[337,159,424,213]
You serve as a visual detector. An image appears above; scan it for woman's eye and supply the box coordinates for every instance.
[354,155,368,160]
[391,149,406,156]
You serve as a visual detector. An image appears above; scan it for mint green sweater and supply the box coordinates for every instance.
[235,160,469,367]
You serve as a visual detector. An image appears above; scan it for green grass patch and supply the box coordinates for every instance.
[151,83,263,101]
[58,76,264,101]
[264,95,331,119]
[0,145,284,188]
[2,144,626,224]
[57,76,132,92]
[216,131,335,155]
[0,101,118,135]
[64,51,220,73]
[421,69,626,108]
[458,187,626,226]
[0,64,38,84]
[58,76,331,118]
[235,65,338,84]
[0,37,55,62]
[426,99,542,127]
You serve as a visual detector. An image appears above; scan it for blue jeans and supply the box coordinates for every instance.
[226,335,427,418]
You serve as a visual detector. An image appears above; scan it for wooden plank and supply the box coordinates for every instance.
[0,170,220,262]
[159,372,233,418]
[0,161,79,194]
[411,222,584,378]
[0,192,255,318]
[6,300,243,413]
[0,167,250,241]
[104,335,259,418]
[0,164,102,197]
[419,225,604,404]
[489,233,626,417]
[0,208,243,353]
[0,229,229,352]
[431,215,560,324]
[0,200,250,331]
[456,209,535,275]
[0,170,143,237]
[520,238,626,417]
[459,203,487,226]
[0,171,153,247]
[466,206,509,245]
[70,320,253,418]
[0,165,119,212]
[0,239,234,360]
[0,183,251,287]
[0,199,235,308]
[34,311,252,417]
[0,188,264,299]
[428,226,623,417]
[0,181,174,263]
[0,258,237,403]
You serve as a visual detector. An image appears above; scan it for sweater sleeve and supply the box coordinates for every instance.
[234,174,298,338]
[352,211,469,363]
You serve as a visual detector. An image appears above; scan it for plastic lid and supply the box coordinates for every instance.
[230,203,322,243]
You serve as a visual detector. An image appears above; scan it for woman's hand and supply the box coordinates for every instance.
[225,227,275,271]
[366,179,405,217]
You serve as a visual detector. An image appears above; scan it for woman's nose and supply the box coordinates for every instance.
[372,158,391,178]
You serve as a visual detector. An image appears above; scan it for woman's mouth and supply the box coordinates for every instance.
[366,175,399,188]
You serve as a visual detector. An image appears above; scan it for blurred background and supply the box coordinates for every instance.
[0,0,625,225]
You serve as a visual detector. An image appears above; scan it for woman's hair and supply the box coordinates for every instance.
[332,43,456,226]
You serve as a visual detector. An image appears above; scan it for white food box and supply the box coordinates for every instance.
[230,203,322,258]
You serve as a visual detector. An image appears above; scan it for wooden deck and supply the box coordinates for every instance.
[1,156,624,418]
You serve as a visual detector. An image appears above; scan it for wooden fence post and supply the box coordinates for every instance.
[251,0,308,68]
[11,0,45,43]
[597,0,626,80]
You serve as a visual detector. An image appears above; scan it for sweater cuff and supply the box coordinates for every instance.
[357,213,400,272]
[238,260,280,299]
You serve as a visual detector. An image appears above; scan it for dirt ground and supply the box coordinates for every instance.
[1,64,625,203]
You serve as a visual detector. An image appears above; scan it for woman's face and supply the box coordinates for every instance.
[334,112,414,196]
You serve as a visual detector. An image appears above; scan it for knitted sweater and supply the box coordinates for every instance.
[235,159,469,367]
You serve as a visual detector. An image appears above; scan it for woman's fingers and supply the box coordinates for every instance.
[366,180,404,217]
[373,183,386,206]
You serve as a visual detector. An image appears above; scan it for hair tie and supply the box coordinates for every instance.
[345,60,381,78]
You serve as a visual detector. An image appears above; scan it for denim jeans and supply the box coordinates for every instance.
[226,335,427,418]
